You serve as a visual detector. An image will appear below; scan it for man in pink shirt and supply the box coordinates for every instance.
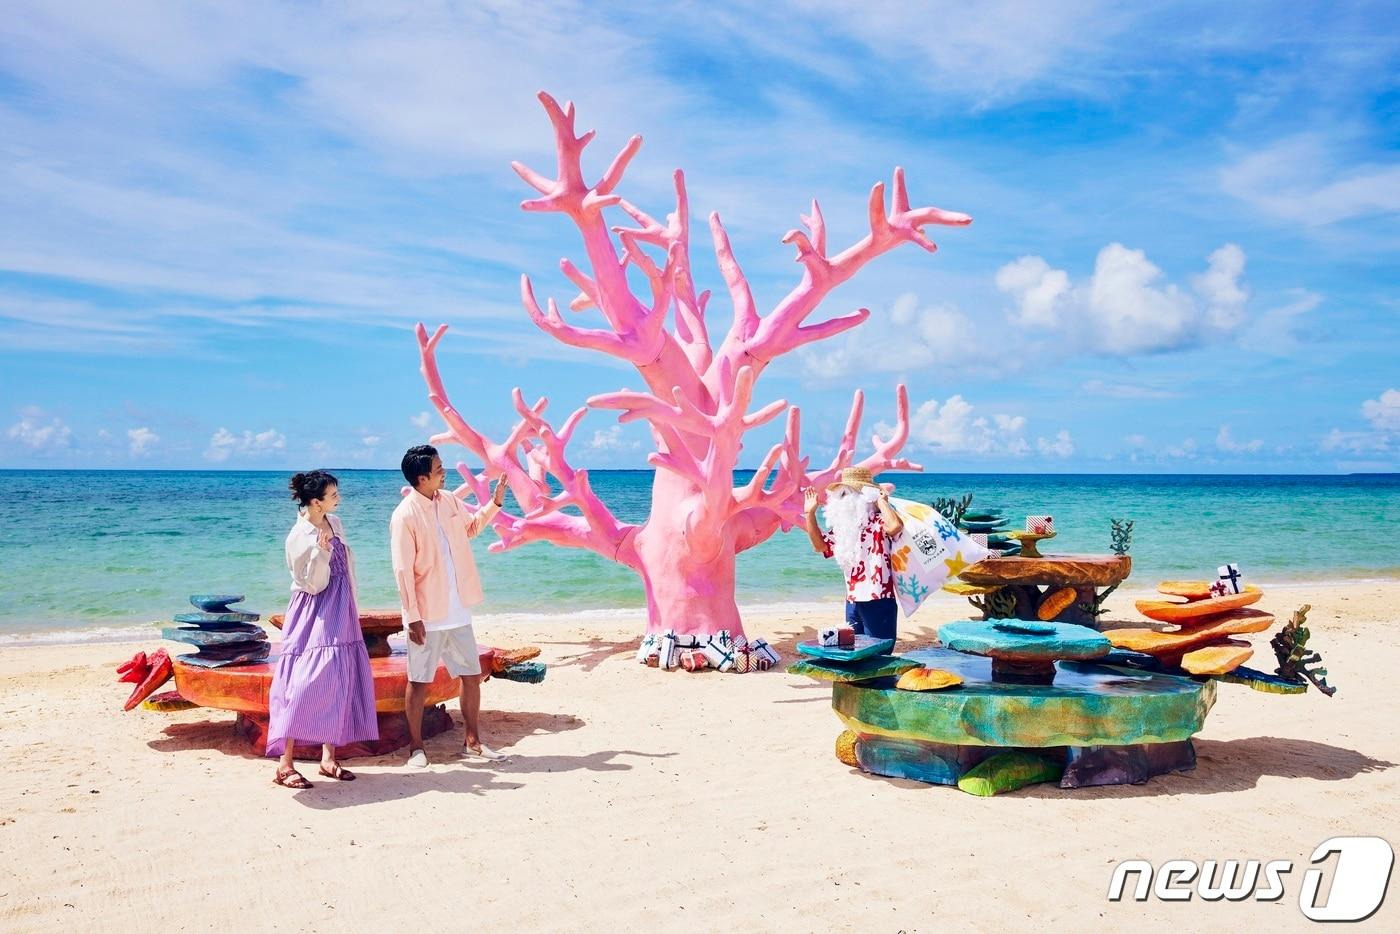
[390,444,509,768]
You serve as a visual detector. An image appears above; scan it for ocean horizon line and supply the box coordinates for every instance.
[1,467,1397,478]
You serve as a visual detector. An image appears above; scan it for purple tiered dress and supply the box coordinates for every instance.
[266,536,378,756]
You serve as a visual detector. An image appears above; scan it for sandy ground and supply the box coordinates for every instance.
[2,580,1398,932]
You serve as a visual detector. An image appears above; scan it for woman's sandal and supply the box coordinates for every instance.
[318,764,356,781]
[273,767,312,789]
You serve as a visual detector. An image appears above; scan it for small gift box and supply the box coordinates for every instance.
[731,636,752,674]
[751,638,780,671]
[1026,515,1054,534]
[658,630,679,670]
[679,649,709,672]
[970,533,989,548]
[702,630,737,672]
[819,626,855,648]
[1217,563,1243,595]
[635,633,661,665]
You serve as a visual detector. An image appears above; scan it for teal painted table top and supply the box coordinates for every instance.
[832,646,1215,748]
[789,654,920,683]
[796,636,896,663]
[939,619,1110,663]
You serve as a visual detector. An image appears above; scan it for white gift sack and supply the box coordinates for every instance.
[887,497,992,618]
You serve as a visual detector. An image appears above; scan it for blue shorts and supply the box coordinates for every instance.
[845,597,898,640]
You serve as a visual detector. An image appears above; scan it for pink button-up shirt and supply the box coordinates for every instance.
[389,490,499,625]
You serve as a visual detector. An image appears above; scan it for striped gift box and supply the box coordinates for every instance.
[1025,515,1054,534]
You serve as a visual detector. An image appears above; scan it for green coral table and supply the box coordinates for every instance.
[825,646,1216,791]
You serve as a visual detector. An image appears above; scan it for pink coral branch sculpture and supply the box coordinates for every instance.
[413,93,968,638]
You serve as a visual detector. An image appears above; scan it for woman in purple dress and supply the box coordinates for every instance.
[268,470,378,789]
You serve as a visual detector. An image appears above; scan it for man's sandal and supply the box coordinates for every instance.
[318,764,356,781]
[273,767,312,789]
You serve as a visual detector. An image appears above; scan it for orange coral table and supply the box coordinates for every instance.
[172,646,499,760]
[172,647,494,714]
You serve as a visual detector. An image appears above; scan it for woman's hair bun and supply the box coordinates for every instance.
[289,470,337,506]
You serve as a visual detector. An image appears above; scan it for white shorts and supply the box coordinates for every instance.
[406,625,482,683]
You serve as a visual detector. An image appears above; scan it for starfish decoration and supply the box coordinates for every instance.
[943,551,969,577]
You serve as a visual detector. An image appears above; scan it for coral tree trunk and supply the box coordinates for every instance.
[631,471,743,638]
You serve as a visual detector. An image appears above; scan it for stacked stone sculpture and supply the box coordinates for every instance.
[161,594,269,668]
[1110,581,1272,675]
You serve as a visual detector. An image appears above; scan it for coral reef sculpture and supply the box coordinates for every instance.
[1271,604,1337,696]
[1110,518,1134,556]
[413,92,970,638]
[932,493,974,526]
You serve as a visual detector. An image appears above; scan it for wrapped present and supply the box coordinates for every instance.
[679,649,709,672]
[701,630,737,672]
[659,630,679,670]
[1209,580,1229,598]
[1217,563,1243,595]
[970,533,989,548]
[635,632,661,665]
[819,625,855,648]
[1026,515,1054,534]
[751,638,780,671]
[731,636,753,673]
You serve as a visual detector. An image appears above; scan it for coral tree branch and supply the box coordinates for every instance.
[415,323,638,566]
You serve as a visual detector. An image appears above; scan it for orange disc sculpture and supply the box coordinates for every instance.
[173,646,499,760]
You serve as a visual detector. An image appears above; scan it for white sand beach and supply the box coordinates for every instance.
[3,580,1397,932]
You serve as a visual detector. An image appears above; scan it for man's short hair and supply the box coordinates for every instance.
[401,444,439,486]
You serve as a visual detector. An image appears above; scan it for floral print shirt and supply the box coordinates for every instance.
[821,511,896,603]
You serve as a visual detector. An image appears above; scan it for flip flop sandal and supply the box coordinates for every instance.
[318,765,356,781]
[274,768,312,789]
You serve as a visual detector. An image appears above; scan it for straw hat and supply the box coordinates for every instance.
[826,466,879,492]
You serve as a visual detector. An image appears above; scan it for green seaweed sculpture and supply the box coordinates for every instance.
[1078,581,1120,622]
[1110,518,1134,556]
[932,493,974,526]
[968,588,1015,620]
[1271,604,1336,697]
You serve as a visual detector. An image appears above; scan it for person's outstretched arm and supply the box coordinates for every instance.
[876,490,903,536]
[463,476,508,538]
[803,489,831,556]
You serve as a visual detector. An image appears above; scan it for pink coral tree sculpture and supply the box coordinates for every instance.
[415,92,970,639]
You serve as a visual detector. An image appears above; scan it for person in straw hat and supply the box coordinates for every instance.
[802,466,905,640]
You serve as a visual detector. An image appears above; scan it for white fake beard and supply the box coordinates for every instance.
[823,486,880,570]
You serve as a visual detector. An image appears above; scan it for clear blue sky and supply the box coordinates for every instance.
[2,2,1396,473]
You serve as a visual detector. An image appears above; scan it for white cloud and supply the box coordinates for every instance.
[1249,291,1323,356]
[996,256,1070,328]
[1164,438,1198,459]
[1037,430,1075,458]
[204,427,286,462]
[1362,389,1400,432]
[1081,379,1179,399]
[892,394,1032,456]
[995,243,1248,354]
[409,411,432,429]
[589,425,640,451]
[361,434,381,447]
[127,426,159,456]
[1193,244,1249,331]
[1215,425,1263,454]
[1220,133,1400,226]
[6,410,72,450]
[801,292,975,379]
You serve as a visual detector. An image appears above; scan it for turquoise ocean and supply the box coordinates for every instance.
[1,470,1397,644]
